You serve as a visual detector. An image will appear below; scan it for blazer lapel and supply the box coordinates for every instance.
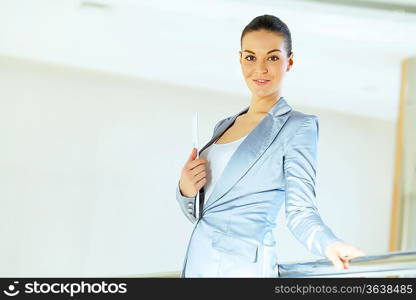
[200,97,293,214]
[198,106,250,156]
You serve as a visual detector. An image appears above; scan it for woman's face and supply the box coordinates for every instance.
[239,30,293,99]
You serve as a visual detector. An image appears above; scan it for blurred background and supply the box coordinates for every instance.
[0,0,415,277]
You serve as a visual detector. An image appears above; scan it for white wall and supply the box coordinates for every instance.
[0,56,395,276]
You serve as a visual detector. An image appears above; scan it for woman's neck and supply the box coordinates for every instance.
[246,92,281,117]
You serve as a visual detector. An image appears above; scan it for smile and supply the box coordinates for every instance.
[252,79,270,86]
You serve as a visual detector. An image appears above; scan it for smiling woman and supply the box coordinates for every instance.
[238,21,293,102]
[176,14,365,278]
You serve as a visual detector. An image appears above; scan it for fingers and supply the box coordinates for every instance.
[191,164,206,178]
[194,177,207,191]
[189,158,208,170]
[327,252,344,271]
[338,247,366,270]
[184,148,208,171]
[185,164,207,186]
[192,170,207,184]
[326,243,366,272]
[340,257,350,269]
[186,147,196,164]
[180,148,209,196]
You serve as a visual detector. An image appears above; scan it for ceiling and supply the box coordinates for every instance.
[304,0,416,13]
[0,0,415,120]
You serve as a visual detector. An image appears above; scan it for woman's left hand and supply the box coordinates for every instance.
[325,241,366,271]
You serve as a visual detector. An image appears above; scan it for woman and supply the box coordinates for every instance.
[176,15,365,278]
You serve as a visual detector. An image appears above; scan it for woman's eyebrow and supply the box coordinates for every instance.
[243,49,281,54]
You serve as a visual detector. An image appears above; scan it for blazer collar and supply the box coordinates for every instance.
[227,95,292,122]
[199,96,292,214]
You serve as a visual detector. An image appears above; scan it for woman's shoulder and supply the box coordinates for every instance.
[284,109,319,131]
[287,109,318,123]
[276,110,320,148]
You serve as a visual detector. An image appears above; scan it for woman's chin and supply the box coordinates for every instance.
[250,89,273,98]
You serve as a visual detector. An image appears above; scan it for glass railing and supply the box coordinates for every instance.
[131,250,416,278]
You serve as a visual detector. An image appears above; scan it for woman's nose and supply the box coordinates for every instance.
[255,61,268,73]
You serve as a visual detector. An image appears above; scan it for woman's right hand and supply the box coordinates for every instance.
[179,147,208,197]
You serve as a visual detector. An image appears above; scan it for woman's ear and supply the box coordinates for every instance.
[238,50,242,64]
[286,52,294,72]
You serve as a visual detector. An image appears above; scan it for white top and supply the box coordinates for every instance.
[200,135,248,203]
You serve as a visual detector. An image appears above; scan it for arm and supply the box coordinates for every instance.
[176,118,227,224]
[284,115,344,257]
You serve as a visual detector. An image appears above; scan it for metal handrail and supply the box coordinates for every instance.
[131,251,416,278]
[278,250,416,278]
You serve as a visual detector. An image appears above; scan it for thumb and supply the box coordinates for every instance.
[187,147,197,162]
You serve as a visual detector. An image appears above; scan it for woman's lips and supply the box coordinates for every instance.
[252,79,270,86]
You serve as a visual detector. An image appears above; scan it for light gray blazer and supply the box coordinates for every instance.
[176,97,343,277]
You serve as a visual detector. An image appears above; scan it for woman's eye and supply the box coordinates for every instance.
[244,55,279,61]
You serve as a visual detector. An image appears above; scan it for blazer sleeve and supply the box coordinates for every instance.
[176,118,227,224]
[283,115,344,257]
